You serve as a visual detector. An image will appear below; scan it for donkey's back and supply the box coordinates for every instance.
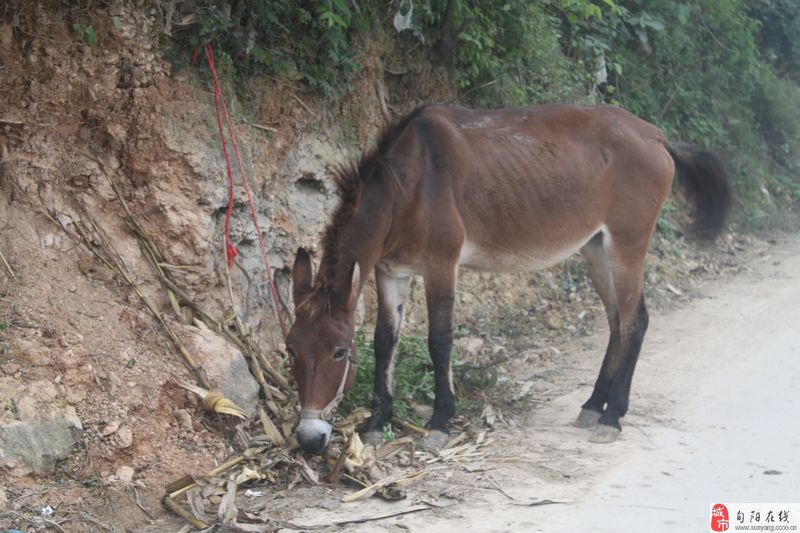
[380,104,676,276]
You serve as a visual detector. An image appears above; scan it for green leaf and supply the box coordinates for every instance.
[319,11,334,28]
[676,4,691,25]
[85,25,97,46]
[331,12,347,28]
[331,0,351,18]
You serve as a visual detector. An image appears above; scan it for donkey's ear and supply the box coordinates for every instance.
[292,248,313,304]
[341,261,361,312]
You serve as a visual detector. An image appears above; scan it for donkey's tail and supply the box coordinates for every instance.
[666,142,732,239]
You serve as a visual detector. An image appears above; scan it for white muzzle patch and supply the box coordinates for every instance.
[295,418,332,453]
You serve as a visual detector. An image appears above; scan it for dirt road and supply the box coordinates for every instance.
[531,237,800,532]
[282,235,800,533]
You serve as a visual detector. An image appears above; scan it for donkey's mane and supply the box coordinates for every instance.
[296,106,427,317]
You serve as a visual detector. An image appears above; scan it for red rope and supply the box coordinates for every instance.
[205,43,289,340]
[206,48,239,269]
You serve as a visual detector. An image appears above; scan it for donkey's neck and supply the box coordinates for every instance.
[321,182,394,296]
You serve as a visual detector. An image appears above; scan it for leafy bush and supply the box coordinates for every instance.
[170,1,376,96]
[420,1,588,106]
[752,74,800,171]
[749,0,800,83]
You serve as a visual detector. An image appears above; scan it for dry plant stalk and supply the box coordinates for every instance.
[0,248,15,278]
[258,406,285,447]
[178,382,249,419]
[391,416,428,436]
[324,433,354,484]
[162,495,209,530]
[167,455,247,500]
[341,470,429,503]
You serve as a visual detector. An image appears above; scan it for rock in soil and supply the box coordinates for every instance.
[0,418,82,474]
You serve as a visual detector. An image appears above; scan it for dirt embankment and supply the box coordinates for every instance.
[0,3,748,530]
[0,2,458,526]
[0,3,365,525]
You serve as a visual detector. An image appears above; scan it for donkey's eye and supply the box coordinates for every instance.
[333,348,350,361]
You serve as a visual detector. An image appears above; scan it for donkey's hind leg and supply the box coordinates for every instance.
[359,270,411,445]
[595,239,649,443]
[578,231,650,443]
[575,232,620,429]
[592,284,648,443]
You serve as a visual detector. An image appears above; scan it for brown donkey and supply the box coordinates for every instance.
[288,104,731,453]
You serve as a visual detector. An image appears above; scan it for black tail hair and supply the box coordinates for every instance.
[666,143,732,239]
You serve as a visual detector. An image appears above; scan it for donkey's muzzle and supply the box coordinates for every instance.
[296,418,332,454]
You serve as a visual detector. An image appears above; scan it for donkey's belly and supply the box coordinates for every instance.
[458,228,602,273]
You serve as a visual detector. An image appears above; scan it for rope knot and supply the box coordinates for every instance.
[225,240,239,268]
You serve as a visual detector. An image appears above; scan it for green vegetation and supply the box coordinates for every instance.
[340,332,437,422]
[339,330,495,425]
[422,1,589,105]
[72,21,97,46]
[169,1,377,96]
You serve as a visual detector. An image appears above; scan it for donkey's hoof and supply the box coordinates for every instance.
[420,430,449,450]
[361,430,384,446]
[588,424,621,443]
[573,408,602,428]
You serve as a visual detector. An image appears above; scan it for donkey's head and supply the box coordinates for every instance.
[288,248,360,453]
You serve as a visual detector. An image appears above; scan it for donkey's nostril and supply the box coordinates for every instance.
[295,418,332,454]
[298,432,326,454]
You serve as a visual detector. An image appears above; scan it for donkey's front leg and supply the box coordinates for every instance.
[422,264,457,449]
[359,271,411,445]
